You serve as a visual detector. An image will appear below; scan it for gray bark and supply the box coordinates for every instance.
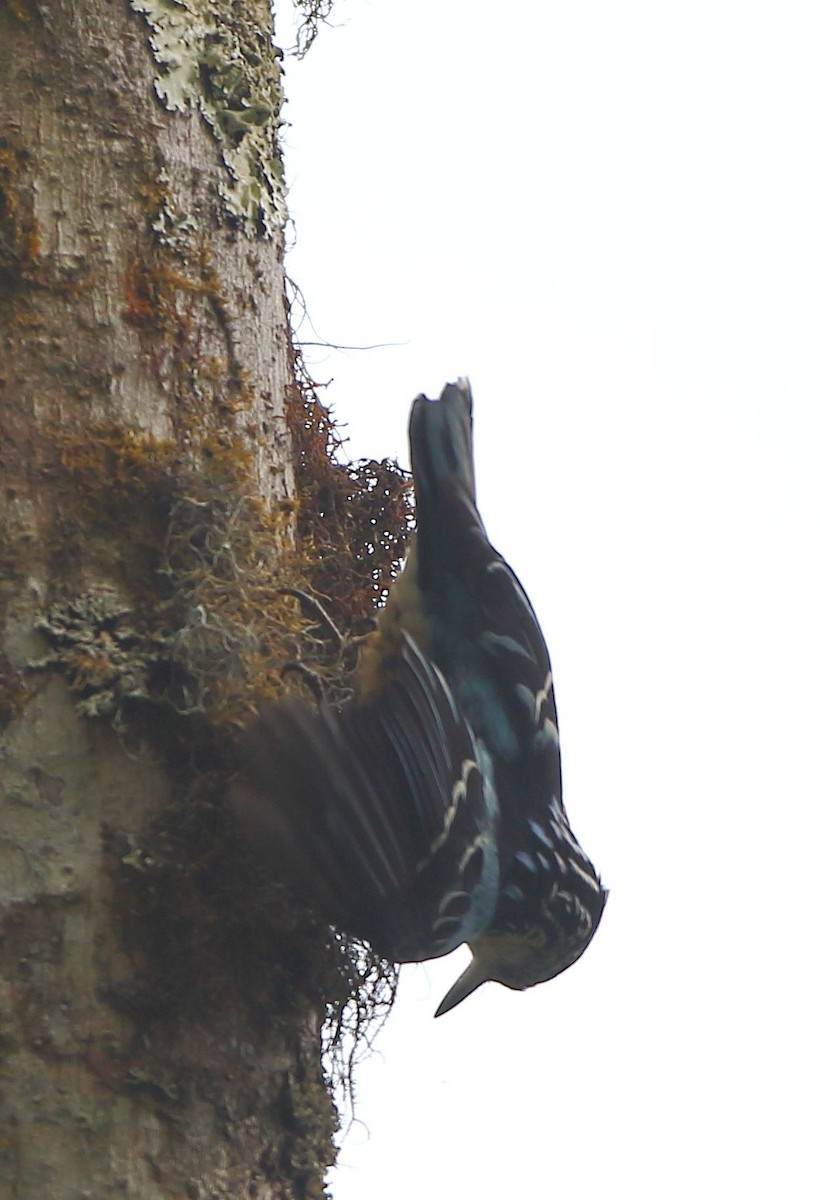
[0,1,335,1196]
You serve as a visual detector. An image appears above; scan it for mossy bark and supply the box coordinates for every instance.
[0,1,335,1196]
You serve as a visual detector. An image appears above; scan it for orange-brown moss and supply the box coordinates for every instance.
[0,139,41,291]
[284,370,413,632]
[122,252,221,330]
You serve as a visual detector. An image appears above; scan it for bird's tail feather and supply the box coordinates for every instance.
[409,379,481,523]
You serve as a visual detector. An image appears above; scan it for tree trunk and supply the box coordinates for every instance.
[0,1,339,1196]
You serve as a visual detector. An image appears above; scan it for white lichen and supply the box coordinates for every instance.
[150,172,201,252]
[131,0,287,237]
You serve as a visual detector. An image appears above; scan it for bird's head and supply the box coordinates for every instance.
[435,883,607,1016]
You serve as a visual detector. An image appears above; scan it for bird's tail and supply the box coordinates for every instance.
[409,379,482,528]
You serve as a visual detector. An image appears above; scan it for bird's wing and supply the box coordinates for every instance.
[232,634,499,961]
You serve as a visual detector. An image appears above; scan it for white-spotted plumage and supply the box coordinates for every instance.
[235,380,606,1017]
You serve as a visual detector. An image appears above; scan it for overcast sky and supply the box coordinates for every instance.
[277,3,819,1196]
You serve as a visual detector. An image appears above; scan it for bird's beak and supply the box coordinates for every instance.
[434,957,490,1017]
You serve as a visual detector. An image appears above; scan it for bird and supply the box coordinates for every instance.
[234,380,606,1016]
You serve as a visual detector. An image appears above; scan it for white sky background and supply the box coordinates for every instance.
[276,3,819,1196]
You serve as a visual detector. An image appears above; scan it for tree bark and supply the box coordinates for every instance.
[0,1,336,1196]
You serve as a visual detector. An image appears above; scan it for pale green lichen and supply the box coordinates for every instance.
[150,172,200,253]
[29,588,167,720]
[131,0,286,237]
